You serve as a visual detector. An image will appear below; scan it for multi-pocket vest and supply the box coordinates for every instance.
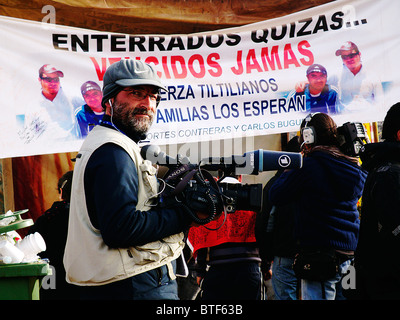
[63,126,184,285]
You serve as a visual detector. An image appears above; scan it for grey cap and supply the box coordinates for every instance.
[306,64,327,76]
[81,81,101,96]
[102,60,167,107]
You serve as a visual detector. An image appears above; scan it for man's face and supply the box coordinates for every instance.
[39,72,61,96]
[84,90,103,113]
[340,50,361,72]
[307,72,327,93]
[111,85,158,135]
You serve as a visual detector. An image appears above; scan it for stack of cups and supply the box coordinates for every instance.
[16,232,46,262]
[0,240,24,264]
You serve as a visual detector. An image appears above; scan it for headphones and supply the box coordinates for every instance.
[301,113,319,145]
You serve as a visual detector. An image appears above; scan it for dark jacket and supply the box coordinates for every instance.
[355,142,400,299]
[255,171,296,273]
[269,149,367,251]
[29,201,80,300]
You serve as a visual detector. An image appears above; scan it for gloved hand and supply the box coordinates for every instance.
[182,182,224,225]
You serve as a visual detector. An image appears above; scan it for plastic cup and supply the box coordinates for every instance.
[16,232,46,257]
[0,240,24,263]
[2,256,12,264]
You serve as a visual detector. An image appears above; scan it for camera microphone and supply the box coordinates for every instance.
[140,144,190,166]
[141,145,299,216]
[203,149,303,175]
[141,145,303,175]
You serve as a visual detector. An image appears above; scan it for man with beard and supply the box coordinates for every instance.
[64,60,201,300]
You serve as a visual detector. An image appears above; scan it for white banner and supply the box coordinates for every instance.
[0,0,399,158]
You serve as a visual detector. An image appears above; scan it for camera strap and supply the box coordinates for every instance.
[165,165,222,197]
[168,168,197,196]
[161,164,225,225]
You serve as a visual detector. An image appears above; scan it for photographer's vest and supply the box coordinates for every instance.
[63,125,184,286]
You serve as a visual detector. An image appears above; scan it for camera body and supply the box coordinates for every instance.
[141,144,302,224]
[159,170,262,224]
[173,179,263,214]
[218,182,263,213]
[155,160,263,224]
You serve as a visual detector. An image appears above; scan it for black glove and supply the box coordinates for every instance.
[183,182,224,224]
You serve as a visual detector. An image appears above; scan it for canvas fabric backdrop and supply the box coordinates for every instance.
[0,0,398,159]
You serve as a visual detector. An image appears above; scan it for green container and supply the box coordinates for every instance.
[0,262,51,300]
[0,209,33,234]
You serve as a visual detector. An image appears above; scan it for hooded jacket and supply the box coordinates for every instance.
[269,148,367,251]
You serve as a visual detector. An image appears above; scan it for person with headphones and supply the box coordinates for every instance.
[268,112,367,300]
[63,60,205,300]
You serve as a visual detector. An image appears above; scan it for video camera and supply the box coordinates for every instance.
[337,122,370,157]
[141,144,303,225]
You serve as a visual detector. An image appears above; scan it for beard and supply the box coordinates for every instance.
[111,101,154,139]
